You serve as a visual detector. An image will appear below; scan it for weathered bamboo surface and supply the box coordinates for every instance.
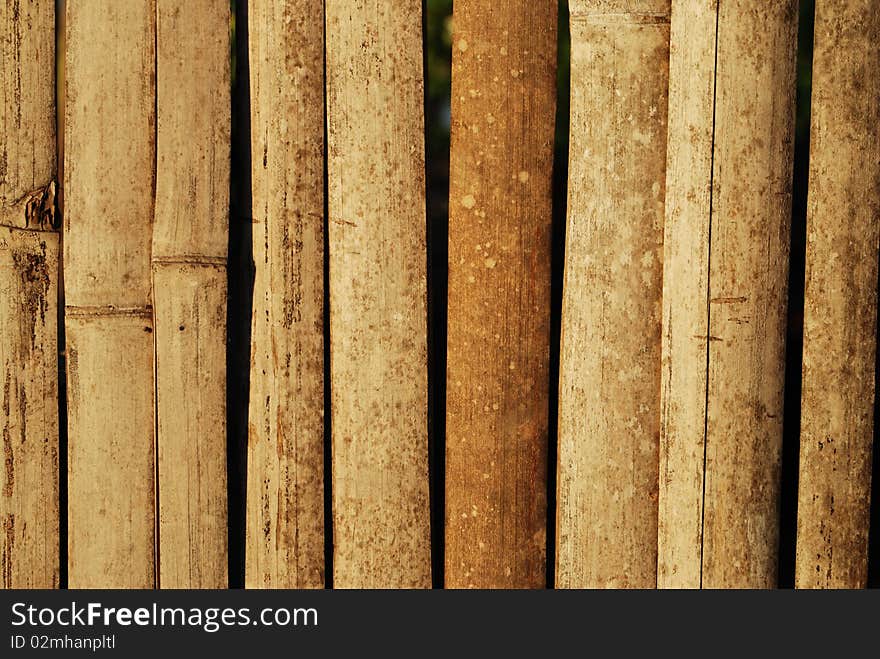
[445,0,557,588]
[556,0,670,589]
[658,0,797,588]
[246,0,326,589]
[0,0,58,589]
[657,0,716,590]
[1,0,56,232]
[326,0,431,588]
[700,1,797,588]
[154,0,230,588]
[64,0,156,588]
[0,227,59,588]
[796,0,880,589]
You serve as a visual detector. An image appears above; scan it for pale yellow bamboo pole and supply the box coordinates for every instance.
[656,0,716,591]
[64,0,156,588]
[556,0,670,589]
[245,0,325,589]
[153,0,230,589]
[658,0,797,588]
[700,1,797,588]
[326,0,431,588]
[795,0,879,589]
[445,0,557,589]
[0,0,58,589]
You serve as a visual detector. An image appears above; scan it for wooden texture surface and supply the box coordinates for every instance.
[445,0,557,588]
[659,0,797,588]
[246,0,326,589]
[0,0,58,589]
[64,0,156,588]
[326,0,431,588]
[796,0,880,589]
[556,0,670,589]
[153,0,230,590]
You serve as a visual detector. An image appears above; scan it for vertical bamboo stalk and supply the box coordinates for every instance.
[64,0,156,588]
[656,0,716,590]
[700,1,797,588]
[0,227,59,589]
[0,0,58,589]
[556,0,670,589]
[326,0,431,588]
[246,0,325,589]
[445,0,557,589]
[153,0,230,589]
[659,0,797,588]
[795,0,879,589]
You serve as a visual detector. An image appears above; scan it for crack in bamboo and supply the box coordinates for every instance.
[658,0,797,589]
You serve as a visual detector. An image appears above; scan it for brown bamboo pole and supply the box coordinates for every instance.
[795,0,879,589]
[0,0,58,589]
[153,0,229,589]
[658,0,797,588]
[556,0,670,589]
[326,0,431,588]
[245,0,325,589]
[64,0,156,588]
[445,0,557,589]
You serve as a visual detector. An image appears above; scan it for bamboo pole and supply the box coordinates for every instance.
[556,0,670,589]
[64,0,156,588]
[153,0,230,589]
[0,226,59,589]
[0,230,59,589]
[245,0,326,589]
[326,0,431,588]
[445,0,557,589]
[658,0,797,588]
[795,0,879,589]
[0,0,58,589]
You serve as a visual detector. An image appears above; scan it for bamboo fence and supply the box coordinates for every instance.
[0,0,877,590]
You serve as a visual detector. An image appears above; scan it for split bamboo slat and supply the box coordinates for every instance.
[153,0,230,589]
[556,0,670,589]
[0,0,58,589]
[246,0,326,589]
[326,0,432,588]
[446,0,557,588]
[795,0,880,589]
[658,0,797,588]
[64,0,156,588]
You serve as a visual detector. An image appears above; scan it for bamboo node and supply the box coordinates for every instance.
[570,11,670,26]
